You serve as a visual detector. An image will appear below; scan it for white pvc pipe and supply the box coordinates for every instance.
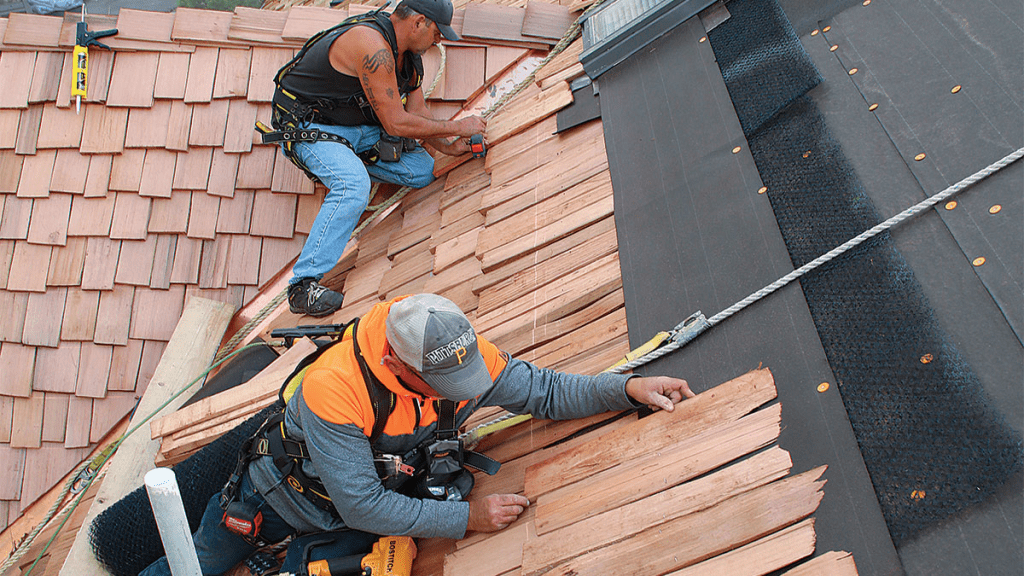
[145,468,202,576]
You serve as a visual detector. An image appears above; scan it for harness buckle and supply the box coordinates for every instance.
[375,454,416,478]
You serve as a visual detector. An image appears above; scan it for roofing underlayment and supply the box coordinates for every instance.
[0,0,1020,574]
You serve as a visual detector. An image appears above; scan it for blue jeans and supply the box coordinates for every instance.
[287,122,436,284]
[139,473,295,576]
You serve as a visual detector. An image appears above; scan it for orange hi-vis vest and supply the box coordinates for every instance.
[300,296,508,440]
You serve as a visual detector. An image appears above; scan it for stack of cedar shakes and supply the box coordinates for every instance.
[0,1,858,575]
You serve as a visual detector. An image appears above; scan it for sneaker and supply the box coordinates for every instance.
[288,278,343,317]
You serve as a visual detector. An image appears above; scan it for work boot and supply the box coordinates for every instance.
[288,278,343,317]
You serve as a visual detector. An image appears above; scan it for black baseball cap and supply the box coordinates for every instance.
[399,0,460,42]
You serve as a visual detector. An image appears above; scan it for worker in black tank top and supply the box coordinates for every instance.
[275,0,487,318]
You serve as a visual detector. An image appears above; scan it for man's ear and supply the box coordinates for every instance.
[381,354,405,374]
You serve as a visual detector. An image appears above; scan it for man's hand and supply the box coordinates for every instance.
[625,376,694,412]
[467,493,530,533]
[454,115,486,138]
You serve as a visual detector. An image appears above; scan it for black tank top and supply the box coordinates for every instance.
[279,13,423,127]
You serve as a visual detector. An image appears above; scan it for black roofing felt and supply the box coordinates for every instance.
[598,0,1021,573]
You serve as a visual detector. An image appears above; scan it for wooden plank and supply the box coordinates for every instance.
[270,153,314,194]
[94,285,134,346]
[10,393,44,448]
[248,47,295,103]
[198,236,230,289]
[236,145,276,189]
[189,99,230,147]
[0,51,34,109]
[115,8,175,42]
[49,150,90,194]
[227,234,262,285]
[64,395,93,448]
[281,6,349,41]
[60,296,235,576]
[493,288,622,358]
[224,98,258,153]
[17,149,56,198]
[150,234,177,289]
[7,241,51,292]
[41,392,70,443]
[0,194,32,239]
[61,288,99,341]
[166,100,193,152]
[79,105,128,154]
[535,404,784,535]
[154,52,190,100]
[33,343,80,393]
[26,192,72,246]
[28,51,65,104]
[522,305,628,368]
[150,337,313,439]
[478,223,616,316]
[779,551,858,576]
[129,285,187,341]
[433,228,479,272]
[443,46,486,101]
[250,189,297,238]
[37,104,85,149]
[461,4,550,48]
[172,147,214,190]
[80,236,120,291]
[0,291,29,343]
[148,191,191,234]
[172,7,233,44]
[22,287,67,348]
[524,369,778,499]
[212,48,252,99]
[108,338,144,392]
[0,109,20,148]
[84,154,113,198]
[521,1,573,41]
[4,13,62,47]
[480,189,613,273]
[486,81,573,146]
[115,236,158,286]
[228,7,288,45]
[538,467,826,576]
[109,149,146,192]
[106,52,158,108]
[15,104,43,156]
[217,188,254,233]
[109,192,151,240]
[187,191,221,240]
[486,46,529,84]
[68,194,115,236]
[138,149,177,199]
[208,149,241,198]
[76,342,113,399]
[47,235,88,284]
[0,343,36,397]
[525,447,794,575]
[183,46,220,103]
[668,518,816,576]
[170,235,202,284]
[126,102,173,149]
[474,252,619,337]
[445,518,531,576]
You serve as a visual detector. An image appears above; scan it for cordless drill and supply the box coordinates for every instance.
[288,535,417,576]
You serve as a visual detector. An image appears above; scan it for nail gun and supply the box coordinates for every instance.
[281,535,417,576]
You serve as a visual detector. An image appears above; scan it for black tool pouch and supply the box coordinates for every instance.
[375,133,404,162]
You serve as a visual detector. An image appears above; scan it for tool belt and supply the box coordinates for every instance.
[222,318,501,517]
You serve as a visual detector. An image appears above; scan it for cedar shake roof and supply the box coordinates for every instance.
[0,0,599,552]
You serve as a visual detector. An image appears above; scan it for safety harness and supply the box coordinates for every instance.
[221,318,500,524]
[254,8,423,181]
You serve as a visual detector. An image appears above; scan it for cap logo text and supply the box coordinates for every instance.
[426,329,475,366]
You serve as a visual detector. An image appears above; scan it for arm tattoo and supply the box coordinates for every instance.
[362,48,395,74]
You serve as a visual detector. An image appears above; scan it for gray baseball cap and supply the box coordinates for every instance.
[399,0,460,41]
[385,294,492,401]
